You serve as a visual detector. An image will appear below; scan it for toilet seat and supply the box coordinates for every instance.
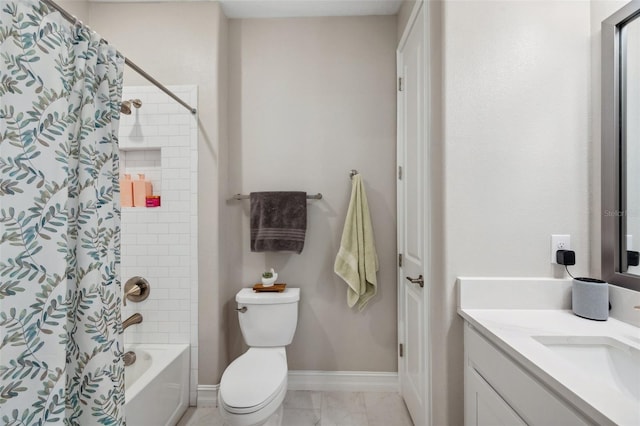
[219,348,288,415]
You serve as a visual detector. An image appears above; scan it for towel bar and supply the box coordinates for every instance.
[228,193,323,201]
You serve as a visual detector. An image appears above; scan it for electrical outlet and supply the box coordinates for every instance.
[551,234,571,263]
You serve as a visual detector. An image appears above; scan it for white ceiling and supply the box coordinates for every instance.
[87,0,404,19]
[219,0,403,19]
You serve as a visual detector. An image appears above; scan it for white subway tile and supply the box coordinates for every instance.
[157,103,184,114]
[137,299,158,311]
[168,157,190,169]
[168,311,189,323]
[168,136,189,147]
[144,114,170,126]
[157,255,180,267]
[169,223,190,234]
[148,223,169,234]
[147,245,168,256]
[169,288,190,300]
[126,245,148,256]
[141,310,161,322]
[170,114,189,126]
[146,92,171,104]
[179,322,191,334]
[158,321,180,333]
[157,300,175,311]
[147,267,169,279]
[120,86,197,388]
[169,333,190,344]
[137,255,159,267]
[169,245,189,256]
[155,277,173,288]
[147,333,169,344]
[151,287,169,300]
[136,234,159,245]
[137,321,158,333]
[158,212,184,223]
[156,234,174,245]
[138,103,158,114]
[139,126,159,137]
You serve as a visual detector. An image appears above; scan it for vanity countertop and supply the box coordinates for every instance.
[457,277,640,426]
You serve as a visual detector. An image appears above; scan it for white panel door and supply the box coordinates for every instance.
[397,3,429,426]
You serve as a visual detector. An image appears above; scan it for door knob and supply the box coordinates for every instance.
[406,275,424,288]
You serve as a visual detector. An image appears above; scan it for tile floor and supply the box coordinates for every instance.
[177,391,414,426]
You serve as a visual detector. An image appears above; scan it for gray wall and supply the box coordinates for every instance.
[227,16,399,372]
[425,1,591,424]
[58,0,88,21]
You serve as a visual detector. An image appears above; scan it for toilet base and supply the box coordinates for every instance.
[220,406,282,426]
[218,381,286,426]
[260,404,283,426]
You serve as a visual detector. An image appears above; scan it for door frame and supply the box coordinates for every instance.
[396,1,432,425]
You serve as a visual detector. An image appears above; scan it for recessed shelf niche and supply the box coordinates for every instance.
[120,148,162,207]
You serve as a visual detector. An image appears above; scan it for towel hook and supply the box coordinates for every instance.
[349,169,359,179]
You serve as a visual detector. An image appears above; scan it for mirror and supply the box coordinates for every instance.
[602,0,640,291]
[625,14,640,275]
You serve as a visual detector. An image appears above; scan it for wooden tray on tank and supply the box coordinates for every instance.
[252,283,287,292]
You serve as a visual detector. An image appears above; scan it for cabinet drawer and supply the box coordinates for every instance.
[465,324,594,426]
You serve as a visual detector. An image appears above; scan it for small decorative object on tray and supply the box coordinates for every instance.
[261,268,278,287]
[253,283,287,292]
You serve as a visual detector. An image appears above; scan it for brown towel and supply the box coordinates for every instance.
[250,192,307,254]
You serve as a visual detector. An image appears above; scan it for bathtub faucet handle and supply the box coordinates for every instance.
[123,276,150,306]
[123,285,140,307]
[123,350,137,367]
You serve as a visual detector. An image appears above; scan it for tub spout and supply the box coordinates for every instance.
[123,313,143,331]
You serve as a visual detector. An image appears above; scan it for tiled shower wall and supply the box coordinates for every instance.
[118,85,199,405]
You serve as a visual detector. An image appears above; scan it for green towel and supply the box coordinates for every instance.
[334,175,379,310]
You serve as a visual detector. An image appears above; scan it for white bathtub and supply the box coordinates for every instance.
[125,344,190,426]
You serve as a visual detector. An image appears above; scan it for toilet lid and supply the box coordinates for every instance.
[220,349,287,414]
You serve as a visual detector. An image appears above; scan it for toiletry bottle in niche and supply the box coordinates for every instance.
[133,173,153,207]
[120,173,133,207]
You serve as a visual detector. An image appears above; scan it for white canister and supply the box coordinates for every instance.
[572,277,609,321]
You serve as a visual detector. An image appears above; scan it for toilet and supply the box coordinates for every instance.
[218,287,300,426]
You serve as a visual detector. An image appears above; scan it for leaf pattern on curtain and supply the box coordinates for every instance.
[0,1,125,424]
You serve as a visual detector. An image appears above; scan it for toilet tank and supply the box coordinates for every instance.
[236,288,300,347]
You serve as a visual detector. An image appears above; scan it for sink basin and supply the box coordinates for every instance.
[532,336,640,402]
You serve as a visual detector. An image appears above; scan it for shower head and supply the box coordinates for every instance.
[120,100,131,115]
[120,98,142,115]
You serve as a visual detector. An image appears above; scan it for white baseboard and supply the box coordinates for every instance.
[197,384,218,407]
[287,370,399,392]
[198,371,399,407]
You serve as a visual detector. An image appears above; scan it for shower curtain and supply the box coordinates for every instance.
[0,1,125,424]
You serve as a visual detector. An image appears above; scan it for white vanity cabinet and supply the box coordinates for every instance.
[458,277,640,426]
[464,323,594,426]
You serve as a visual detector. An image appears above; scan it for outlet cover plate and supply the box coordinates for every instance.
[551,234,571,263]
